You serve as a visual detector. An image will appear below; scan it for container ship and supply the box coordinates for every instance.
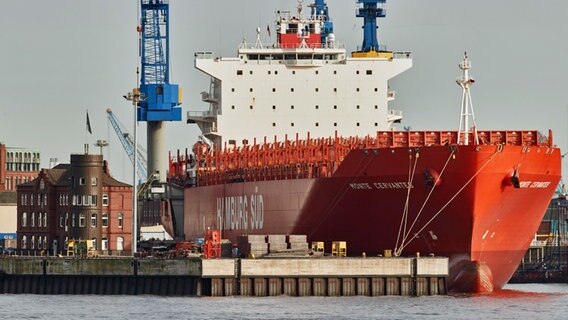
[167,0,561,293]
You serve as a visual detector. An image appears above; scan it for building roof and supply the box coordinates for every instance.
[47,166,71,185]
[102,173,131,187]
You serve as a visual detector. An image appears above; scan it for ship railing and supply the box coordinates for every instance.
[238,42,346,50]
[530,239,548,247]
[194,51,213,59]
[388,109,403,117]
[187,110,216,119]
[393,51,412,59]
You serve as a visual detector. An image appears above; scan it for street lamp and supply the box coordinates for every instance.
[123,87,145,256]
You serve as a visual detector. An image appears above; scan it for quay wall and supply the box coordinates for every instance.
[0,256,447,296]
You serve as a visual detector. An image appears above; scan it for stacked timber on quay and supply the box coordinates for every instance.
[0,256,448,296]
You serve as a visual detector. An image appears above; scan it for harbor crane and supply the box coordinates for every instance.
[106,108,148,182]
[134,0,182,182]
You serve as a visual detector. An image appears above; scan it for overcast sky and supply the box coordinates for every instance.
[1,0,567,183]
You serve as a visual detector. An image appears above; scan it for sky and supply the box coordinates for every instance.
[1,0,567,183]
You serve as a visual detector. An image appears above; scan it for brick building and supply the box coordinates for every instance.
[16,152,132,255]
[0,143,41,192]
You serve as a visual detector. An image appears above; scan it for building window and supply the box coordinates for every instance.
[102,194,109,206]
[102,238,108,251]
[231,105,235,110]
[82,195,89,206]
[315,105,319,109]
[249,70,253,75]
[291,105,294,110]
[79,213,85,227]
[272,88,276,92]
[21,212,27,227]
[117,237,124,251]
[290,88,294,92]
[374,88,378,92]
[356,88,360,92]
[272,122,276,127]
[315,122,319,127]
[374,122,378,127]
[59,213,64,227]
[91,195,97,206]
[31,212,35,227]
[375,105,378,109]
[249,88,253,92]
[38,212,42,227]
[44,212,47,227]
[357,122,360,127]
[291,123,294,127]
[21,235,27,249]
[118,213,123,228]
[91,238,97,250]
[91,177,97,186]
[237,70,243,75]
[231,88,235,92]
[272,105,276,110]
[91,213,97,227]
[102,213,108,228]
[72,213,76,227]
[333,70,337,75]
[334,105,337,110]
[357,105,360,109]
[79,177,86,185]
[31,236,35,250]
[334,88,337,92]
[356,70,360,75]
[292,70,295,75]
[366,70,372,75]
[334,122,337,127]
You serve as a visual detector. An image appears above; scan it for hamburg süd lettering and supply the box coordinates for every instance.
[216,192,264,231]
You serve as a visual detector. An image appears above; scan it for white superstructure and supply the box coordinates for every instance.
[188,2,412,148]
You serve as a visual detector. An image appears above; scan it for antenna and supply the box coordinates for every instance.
[456,52,478,145]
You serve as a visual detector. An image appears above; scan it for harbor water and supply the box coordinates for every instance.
[0,283,566,319]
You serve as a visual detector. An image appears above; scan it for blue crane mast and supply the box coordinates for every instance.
[138,0,181,122]
[311,0,333,44]
[356,0,386,52]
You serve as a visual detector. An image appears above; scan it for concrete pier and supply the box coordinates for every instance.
[0,256,448,296]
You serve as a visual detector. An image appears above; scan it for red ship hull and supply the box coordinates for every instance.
[180,137,560,293]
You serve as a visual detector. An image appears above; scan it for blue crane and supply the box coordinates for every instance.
[311,0,333,44]
[106,108,148,182]
[356,0,386,52]
[137,0,181,122]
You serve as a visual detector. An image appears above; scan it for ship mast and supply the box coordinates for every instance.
[456,53,478,145]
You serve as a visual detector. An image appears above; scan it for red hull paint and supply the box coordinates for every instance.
[183,144,560,293]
